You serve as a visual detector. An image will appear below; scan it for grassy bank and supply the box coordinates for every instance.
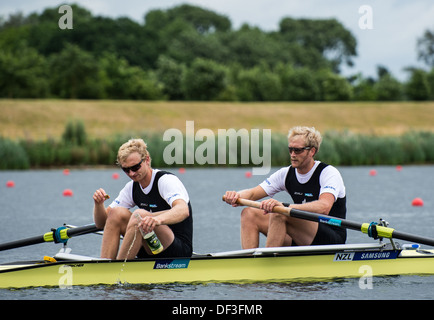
[1,100,434,169]
[1,100,434,140]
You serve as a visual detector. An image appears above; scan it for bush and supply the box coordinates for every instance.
[62,119,87,145]
[318,70,353,101]
[405,69,431,101]
[0,137,30,169]
[278,65,320,101]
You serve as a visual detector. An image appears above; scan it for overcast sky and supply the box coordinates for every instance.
[2,0,434,81]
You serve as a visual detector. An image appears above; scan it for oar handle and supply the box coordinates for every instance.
[222,195,291,216]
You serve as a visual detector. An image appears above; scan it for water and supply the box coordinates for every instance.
[0,166,433,300]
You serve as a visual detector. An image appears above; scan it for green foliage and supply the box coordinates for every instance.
[318,70,353,101]
[0,42,49,98]
[62,119,87,145]
[405,68,431,101]
[182,58,228,100]
[2,120,434,170]
[49,43,105,99]
[0,137,30,169]
[0,4,433,101]
[278,65,321,101]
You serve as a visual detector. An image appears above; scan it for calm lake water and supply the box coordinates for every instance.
[0,166,433,300]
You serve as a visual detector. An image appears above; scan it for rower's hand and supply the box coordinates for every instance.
[139,215,161,233]
[93,188,109,205]
[224,191,241,207]
[260,198,284,214]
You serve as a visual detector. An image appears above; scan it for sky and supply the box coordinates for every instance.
[1,0,434,81]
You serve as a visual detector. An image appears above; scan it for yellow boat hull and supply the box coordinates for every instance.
[1,247,433,289]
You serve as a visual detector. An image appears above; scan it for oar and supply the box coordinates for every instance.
[223,196,434,247]
[0,224,102,252]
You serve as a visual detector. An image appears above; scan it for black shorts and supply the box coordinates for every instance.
[136,237,192,259]
[310,223,347,245]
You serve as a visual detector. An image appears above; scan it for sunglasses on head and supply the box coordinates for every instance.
[121,159,143,173]
[288,146,312,154]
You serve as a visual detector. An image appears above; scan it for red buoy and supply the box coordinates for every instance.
[112,173,119,179]
[178,168,186,174]
[369,169,377,176]
[245,171,252,178]
[6,180,15,188]
[63,169,70,176]
[411,198,424,207]
[63,189,73,197]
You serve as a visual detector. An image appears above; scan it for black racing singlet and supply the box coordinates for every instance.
[284,162,347,245]
[132,171,193,252]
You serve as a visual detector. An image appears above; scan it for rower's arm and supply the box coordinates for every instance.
[239,185,269,201]
[152,199,189,225]
[289,193,335,215]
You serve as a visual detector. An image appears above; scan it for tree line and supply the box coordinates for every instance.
[1,4,433,101]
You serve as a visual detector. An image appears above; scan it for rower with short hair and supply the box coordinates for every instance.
[224,126,347,249]
[93,138,193,260]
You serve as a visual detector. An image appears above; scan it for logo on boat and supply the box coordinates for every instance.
[154,259,190,269]
[334,250,399,261]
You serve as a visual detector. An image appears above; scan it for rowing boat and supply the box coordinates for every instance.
[0,241,433,289]
[0,198,433,289]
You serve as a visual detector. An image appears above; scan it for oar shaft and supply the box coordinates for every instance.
[0,224,101,252]
[224,196,434,247]
[232,197,363,231]
[0,235,45,251]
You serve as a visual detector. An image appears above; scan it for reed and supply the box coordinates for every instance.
[4,128,434,170]
[0,137,30,169]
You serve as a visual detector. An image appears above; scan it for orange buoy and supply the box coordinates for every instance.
[411,198,424,207]
[6,180,15,188]
[112,173,119,179]
[245,171,252,178]
[63,189,73,197]
[63,169,70,175]
[396,165,402,172]
[369,169,377,176]
[178,168,186,174]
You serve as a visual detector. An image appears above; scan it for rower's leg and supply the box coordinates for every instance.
[240,207,269,249]
[100,207,130,259]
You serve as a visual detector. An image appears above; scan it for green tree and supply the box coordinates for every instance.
[318,70,353,101]
[235,64,282,101]
[351,74,377,101]
[277,64,320,101]
[219,24,292,68]
[417,29,434,67]
[278,17,357,72]
[0,42,49,98]
[405,68,431,101]
[49,43,105,99]
[375,74,403,101]
[182,58,227,100]
[156,55,186,100]
[99,52,165,100]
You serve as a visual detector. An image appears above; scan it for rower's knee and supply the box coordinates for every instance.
[106,206,130,226]
[240,207,254,222]
[269,212,286,224]
[241,207,263,226]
